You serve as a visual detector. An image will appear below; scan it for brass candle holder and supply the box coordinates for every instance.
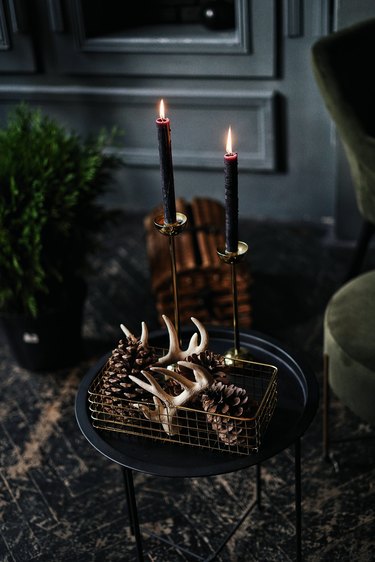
[154,212,187,342]
[217,241,251,361]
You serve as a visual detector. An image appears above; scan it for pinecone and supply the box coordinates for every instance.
[101,334,157,411]
[201,381,257,446]
[162,373,185,397]
[178,350,230,382]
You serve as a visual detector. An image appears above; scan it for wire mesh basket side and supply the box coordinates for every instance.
[88,355,278,456]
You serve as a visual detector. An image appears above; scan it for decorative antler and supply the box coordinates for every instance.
[121,321,148,345]
[129,361,214,435]
[157,315,209,366]
[120,315,209,367]
[119,316,211,434]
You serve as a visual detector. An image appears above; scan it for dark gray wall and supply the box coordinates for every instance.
[0,0,373,239]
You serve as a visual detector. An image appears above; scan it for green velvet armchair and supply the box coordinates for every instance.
[311,17,375,279]
[312,19,375,463]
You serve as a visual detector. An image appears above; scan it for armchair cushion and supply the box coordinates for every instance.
[324,270,375,424]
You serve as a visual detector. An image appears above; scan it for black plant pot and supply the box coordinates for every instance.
[0,280,87,371]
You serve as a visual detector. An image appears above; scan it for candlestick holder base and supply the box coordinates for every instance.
[217,242,252,361]
[217,241,248,264]
[154,212,187,343]
[154,212,187,236]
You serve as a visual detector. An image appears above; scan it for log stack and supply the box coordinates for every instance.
[144,197,252,328]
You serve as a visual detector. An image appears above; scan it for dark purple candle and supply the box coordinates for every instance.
[224,126,238,253]
[156,99,177,225]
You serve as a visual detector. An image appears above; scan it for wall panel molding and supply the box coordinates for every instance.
[0,1,10,50]
[0,85,276,172]
[47,0,65,33]
[8,0,27,34]
[49,0,275,77]
[312,0,332,37]
[285,0,303,37]
[72,0,251,55]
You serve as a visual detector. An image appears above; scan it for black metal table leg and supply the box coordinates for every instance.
[323,353,329,461]
[123,468,144,562]
[295,437,302,562]
[122,467,135,535]
[256,463,262,509]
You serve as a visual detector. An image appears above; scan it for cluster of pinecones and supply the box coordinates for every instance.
[101,334,256,446]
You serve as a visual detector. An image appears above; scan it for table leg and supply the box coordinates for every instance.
[295,437,302,562]
[122,468,135,535]
[256,463,262,509]
[123,468,144,562]
[322,356,340,472]
[323,352,330,461]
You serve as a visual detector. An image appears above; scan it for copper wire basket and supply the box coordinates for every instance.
[88,354,277,456]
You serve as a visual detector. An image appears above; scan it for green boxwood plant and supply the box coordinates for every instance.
[0,103,122,318]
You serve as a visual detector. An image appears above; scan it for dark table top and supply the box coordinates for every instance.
[75,327,319,478]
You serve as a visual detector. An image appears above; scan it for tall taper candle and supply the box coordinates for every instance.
[156,99,177,225]
[224,126,238,252]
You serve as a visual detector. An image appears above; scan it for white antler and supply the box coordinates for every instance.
[120,315,209,366]
[157,315,208,366]
[129,361,213,435]
[120,321,148,346]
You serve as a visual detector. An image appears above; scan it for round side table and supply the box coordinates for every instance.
[76,328,319,561]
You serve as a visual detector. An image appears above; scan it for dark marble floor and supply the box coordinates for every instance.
[1,211,375,561]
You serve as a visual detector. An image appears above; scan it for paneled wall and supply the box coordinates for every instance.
[0,1,373,238]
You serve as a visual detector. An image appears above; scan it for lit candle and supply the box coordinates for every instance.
[224,126,238,253]
[156,99,177,224]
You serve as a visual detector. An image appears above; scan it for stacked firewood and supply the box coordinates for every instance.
[144,197,252,328]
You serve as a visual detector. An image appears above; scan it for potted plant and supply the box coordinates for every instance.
[0,103,122,370]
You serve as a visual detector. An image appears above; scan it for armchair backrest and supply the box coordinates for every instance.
[311,18,375,224]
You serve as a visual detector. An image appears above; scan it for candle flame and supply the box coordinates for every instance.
[159,99,165,120]
[226,126,233,154]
